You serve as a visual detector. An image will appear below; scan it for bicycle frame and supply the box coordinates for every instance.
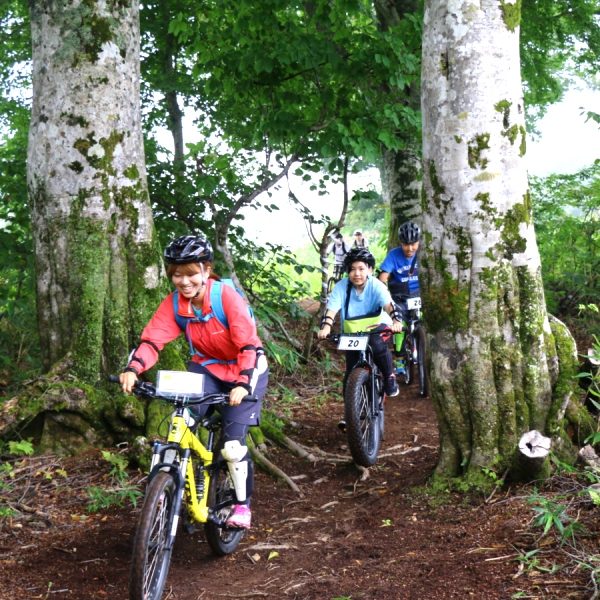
[146,406,218,548]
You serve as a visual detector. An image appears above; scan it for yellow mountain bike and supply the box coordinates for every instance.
[109,374,256,600]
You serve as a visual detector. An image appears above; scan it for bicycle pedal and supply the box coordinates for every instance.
[183,522,196,534]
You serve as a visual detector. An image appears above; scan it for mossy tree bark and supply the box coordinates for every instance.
[375,0,422,250]
[14,0,181,454]
[420,0,583,481]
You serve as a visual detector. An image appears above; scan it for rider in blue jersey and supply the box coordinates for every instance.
[318,247,403,399]
[378,221,420,377]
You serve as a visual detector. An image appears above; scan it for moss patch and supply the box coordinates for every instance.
[494,100,511,129]
[499,0,522,32]
[467,133,490,169]
[422,255,470,335]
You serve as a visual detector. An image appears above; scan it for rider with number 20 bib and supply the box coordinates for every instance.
[318,247,403,398]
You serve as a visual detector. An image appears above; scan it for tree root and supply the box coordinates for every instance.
[248,442,303,496]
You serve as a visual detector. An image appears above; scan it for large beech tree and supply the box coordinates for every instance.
[420,0,587,479]
[4,0,183,453]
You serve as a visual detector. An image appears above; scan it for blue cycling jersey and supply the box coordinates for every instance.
[327,276,393,327]
[379,247,419,296]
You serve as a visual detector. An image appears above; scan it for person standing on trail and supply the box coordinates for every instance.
[378,221,420,378]
[318,247,403,402]
[119,235,268,529]
[352,230,369,249]
[327,232,350,280]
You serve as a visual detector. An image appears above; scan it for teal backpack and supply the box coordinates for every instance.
[172,279,255,365]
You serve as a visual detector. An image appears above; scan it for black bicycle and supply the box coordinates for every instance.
[327,332,385,467]
[109,374,256,600]
[327,263,345,296]
[394,295,429,398]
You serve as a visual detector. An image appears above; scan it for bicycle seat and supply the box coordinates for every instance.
[200,413,222,429]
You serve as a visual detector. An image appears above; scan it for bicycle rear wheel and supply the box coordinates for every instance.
[344,367,381,467]
[129,471,177,600]
[204,455,246,556]
[416,327,430,397]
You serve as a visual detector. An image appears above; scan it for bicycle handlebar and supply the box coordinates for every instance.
[108,375,258,404]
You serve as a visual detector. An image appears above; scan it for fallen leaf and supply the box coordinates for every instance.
[252,553,261,562]
[268,551,279,560]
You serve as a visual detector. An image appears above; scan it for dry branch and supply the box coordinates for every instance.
[248,445,303,496]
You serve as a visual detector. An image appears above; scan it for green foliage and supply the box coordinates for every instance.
[172,0,420,160]
[86,484,143,512]
[530,163,600,321]
[86,449,142,512]
[8,438,34,456]
[521,0,600,125]
[526,490,583,542]
[262,340,303,374]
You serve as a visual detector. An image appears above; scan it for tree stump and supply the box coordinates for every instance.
[517,430,551,480]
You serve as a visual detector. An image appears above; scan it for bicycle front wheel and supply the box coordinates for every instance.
[416,327,430,397]
[345,367,381,467]
[327,277,336,296]
[130,471,178,600]
[205,455,246,556]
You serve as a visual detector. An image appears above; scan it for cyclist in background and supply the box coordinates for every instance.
[327,232,350,281]
[352,230,369,249]
[119,235,268,529]
[378,221,420,377]
[318,247,403,399]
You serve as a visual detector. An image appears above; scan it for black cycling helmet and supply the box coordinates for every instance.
[354,230,362,235]
[398,221,420,244]
[164,235,214,264]
[344,247,376,272]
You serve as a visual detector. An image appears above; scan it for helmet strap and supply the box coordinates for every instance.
[193,263,208,299]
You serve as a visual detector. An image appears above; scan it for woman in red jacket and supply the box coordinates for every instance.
[119,235,268,529]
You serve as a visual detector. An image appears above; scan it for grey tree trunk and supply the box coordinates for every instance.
[375,0,422,250]
[17,0,182,454]
[420,0,582,479]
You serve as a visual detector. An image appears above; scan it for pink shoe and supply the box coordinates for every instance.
[226,504,251,529]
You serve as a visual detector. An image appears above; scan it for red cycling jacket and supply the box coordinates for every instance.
[126,279,265,392]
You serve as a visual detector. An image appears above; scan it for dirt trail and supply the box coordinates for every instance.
[0,366,554,600]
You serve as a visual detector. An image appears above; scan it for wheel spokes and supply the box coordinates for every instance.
[143,496,170,595]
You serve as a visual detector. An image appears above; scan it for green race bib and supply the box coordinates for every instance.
[342,309,382,334]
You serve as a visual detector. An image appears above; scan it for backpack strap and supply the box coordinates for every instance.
[408,251,418,276]
[344,279,353,321]
[209,281,228,329]
[172,288,237,366]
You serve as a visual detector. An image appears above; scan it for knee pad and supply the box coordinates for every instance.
[221,440,249,503]
[221,439,248,463]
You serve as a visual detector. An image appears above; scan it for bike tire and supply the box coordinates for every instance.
[327,277,336,296]
[204,455,246,556]
[344,367,381,467]
[129,471,177,600]
[403,343,413,386]
[416,327,430,397]
[378,395,385,438]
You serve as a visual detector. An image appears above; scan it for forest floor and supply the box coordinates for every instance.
[1,327,599,599]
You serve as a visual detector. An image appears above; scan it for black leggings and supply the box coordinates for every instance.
[343,324,393,389]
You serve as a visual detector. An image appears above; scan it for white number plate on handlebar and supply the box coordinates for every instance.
[407,297,421,310]
[157,370,204,395]
[337,335,368,351]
